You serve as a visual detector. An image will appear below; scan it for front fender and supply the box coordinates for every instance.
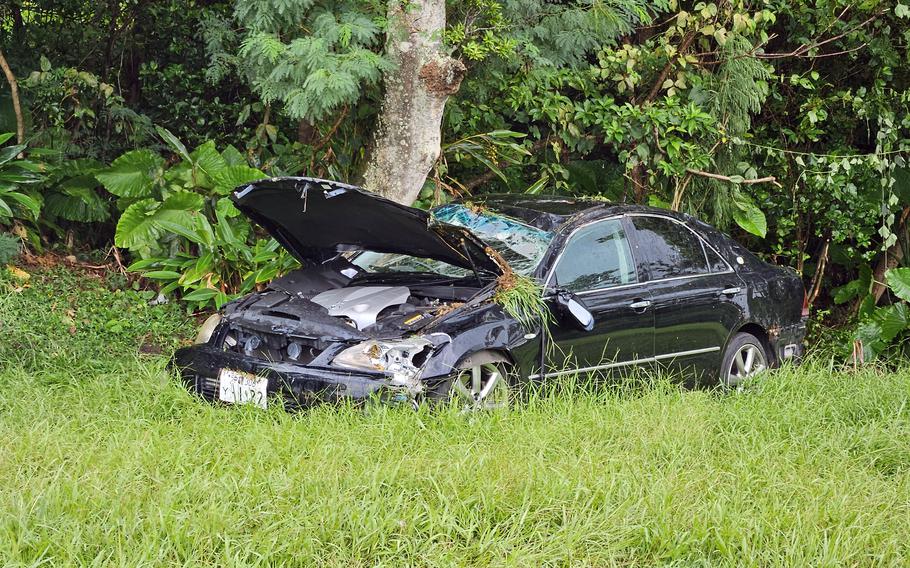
[420,319,532,379]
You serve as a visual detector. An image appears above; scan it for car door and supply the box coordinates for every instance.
[627,215,746,380]
[541,217,654,378]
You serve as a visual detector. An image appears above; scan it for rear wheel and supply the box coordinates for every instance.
[721,332,768,388]
[430,361,511,411]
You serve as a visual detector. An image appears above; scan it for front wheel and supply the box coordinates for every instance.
[721,332,769,388]
[430,361,511,411]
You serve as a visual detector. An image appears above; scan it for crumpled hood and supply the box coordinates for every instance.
[232,177,504,275]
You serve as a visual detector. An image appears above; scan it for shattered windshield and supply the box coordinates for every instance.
[352,203,554,277]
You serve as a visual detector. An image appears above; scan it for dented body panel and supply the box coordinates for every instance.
[173,178,807,408]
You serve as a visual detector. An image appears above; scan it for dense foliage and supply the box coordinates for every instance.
[1,0,909,358]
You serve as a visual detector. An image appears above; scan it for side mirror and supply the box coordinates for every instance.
[555,289,594,331]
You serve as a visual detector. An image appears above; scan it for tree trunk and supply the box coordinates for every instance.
[0,48,25,147]
[362,0,466,205]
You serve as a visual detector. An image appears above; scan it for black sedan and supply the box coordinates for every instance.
[174,177,807,410]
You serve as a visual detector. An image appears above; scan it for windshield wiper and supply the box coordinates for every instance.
[460,239,487,287]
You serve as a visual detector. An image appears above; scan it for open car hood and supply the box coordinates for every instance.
[232,177,504,275]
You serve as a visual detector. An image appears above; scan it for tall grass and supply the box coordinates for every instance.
[1,267,909,566]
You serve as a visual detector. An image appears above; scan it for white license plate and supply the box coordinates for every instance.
[218,368,268,409]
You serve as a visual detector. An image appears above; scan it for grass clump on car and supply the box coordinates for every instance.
[492,258,551,330]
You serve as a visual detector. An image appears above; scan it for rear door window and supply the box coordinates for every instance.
[630,216,710,280]
[704,243,730,273]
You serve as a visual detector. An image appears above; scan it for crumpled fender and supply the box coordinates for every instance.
[418,302,532,379]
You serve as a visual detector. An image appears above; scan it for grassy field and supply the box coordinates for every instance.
[1,266,909,567]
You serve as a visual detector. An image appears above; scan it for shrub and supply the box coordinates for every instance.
[0,232,21,264]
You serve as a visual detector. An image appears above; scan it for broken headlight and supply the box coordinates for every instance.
[332,338,432,381]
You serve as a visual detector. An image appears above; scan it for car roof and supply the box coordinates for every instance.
[461,194,690,232]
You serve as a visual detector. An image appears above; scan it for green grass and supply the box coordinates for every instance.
[1,267,909,566]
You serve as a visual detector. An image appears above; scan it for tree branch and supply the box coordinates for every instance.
[685,168,783,188]
[639,31,695,104]
[0,48,25,148]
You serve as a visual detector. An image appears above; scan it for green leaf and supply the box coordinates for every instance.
[44,183,109,223]
[114,192,201,250]
[191,141,228,179]
[0,145,27,167]
[212,165,266,195]
[1,190,41,219]
[524,176,548,195]
[143,270,181,280]
[155,126,192,164]
[885,267,910,302]
[215,197,241,218]
[96,150,164,199]
[182,288,221,302]
[857,303,910,360]
[0,197,13,218]
[156,218,203,245]
[0,133,15,146]
[214,291,231,309]
[731,193,767,237]
[221,145,246,166]
[114,198,161,249]
[126,258,164,272]
[161,190,204,211]
[832,280,861,305]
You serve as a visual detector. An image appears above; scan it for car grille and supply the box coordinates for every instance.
[221,326,323,365]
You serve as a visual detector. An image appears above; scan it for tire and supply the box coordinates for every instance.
[721,332,769,388]
[428,360,512,411]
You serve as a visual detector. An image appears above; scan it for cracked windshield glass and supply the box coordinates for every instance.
[353,204,554,277]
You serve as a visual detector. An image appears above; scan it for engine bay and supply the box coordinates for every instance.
[214,260,478,365]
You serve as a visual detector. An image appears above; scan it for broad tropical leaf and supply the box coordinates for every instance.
[44,185,110,222]
[884,267,910,303]
[731,192,767,237]
[115,192,200,250]
[114,198,161,248]
[856,303,910,360]
[832,264,872,305]
[212,165,266,195]
[191,141,228,178]
[161,190,204,211]
[96,150,165,198]
[44,162,110,222]
[221,145,246,166]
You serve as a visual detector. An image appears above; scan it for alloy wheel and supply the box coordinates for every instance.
[450,363,510,410]
[726,343,767,387]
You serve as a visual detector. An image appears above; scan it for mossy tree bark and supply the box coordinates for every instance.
[362,0,465,205]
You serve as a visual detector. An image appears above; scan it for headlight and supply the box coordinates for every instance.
[332,338,432,382]
[194,313,222,344]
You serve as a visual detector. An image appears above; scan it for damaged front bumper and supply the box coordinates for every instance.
[172,345,429,409]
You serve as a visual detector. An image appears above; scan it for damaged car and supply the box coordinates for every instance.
[173,177,808,410]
